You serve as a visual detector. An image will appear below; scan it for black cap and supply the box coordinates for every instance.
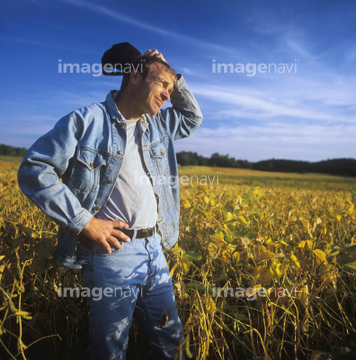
[101,42,142,76]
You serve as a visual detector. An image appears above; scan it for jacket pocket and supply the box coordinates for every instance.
[70,148,107,192]
[149,142,169,178]
[149,145,165,159]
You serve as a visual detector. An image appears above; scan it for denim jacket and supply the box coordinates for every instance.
[17,75,202,269]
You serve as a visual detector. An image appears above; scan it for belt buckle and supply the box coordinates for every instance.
[141,228,151,237]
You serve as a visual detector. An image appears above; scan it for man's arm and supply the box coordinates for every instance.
[160,74,203,141]
[18,113,92,233]
[143,49,203,140]
[18,113,130,253]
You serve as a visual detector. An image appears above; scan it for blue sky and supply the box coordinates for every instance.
[1,0,355,162]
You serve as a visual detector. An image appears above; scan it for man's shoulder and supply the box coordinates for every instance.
[65,100,108,126]
[73,100,107,116]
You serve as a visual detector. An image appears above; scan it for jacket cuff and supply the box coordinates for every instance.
[66,208,94,235]
[174,74,186,90]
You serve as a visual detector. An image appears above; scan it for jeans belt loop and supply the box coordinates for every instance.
[131,229,137,242]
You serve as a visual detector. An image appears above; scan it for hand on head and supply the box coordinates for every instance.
[142,49,167,63]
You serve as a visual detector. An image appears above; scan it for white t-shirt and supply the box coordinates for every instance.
[97,119,157,229]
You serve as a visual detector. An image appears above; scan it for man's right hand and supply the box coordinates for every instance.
[142,49,167,63]
[79,217,130,253]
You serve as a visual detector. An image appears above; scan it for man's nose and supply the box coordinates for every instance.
[161,89,170,101]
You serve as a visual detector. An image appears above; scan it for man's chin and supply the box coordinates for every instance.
[147,107,161,116]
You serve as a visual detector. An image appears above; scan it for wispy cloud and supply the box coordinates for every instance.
[175,122,356,161]
[0,36,68,50]
[62,0,235,55]
[192,81,356,125]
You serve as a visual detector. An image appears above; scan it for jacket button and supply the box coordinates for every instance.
[108,179,114,184]
[120,123,125,128]
[118,150,123,155]
[96,206,101,211]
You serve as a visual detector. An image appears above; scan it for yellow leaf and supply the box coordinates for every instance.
[320,264,336,287]
[252,266,273,285]
[232,251,240,264]
[182,199,191,209]
[170,264,177,278]
[313,249,327,265]
[346,262,356,270]
[298,240,314,250]
[211,232,225,243]
[0,264,5,283]
[281,259,290,272]
[272,262,282,277]
[201,295,216,314]
[290,255,300,269]
[169,247,183,256]
[207,242,219,259]
[239,215,248,225]
[182,259,191,275]
[260,268,274,285]
[265,237,272,245]
[257,248,275,263]
[15,311,31,316]
[287,216,297,226]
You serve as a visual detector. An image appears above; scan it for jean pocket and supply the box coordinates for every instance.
[92,242,125,257]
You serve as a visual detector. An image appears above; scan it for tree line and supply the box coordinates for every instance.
[176,151,356,177]
[1,145,355,177]
[0,144,27,157]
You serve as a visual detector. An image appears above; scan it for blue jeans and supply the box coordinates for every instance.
[81,232,185,360]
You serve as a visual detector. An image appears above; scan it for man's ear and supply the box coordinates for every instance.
[129,71,141,86]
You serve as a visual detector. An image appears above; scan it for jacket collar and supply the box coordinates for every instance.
[106,90,124,122]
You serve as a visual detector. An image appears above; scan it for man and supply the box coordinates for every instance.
[17,42,202,359]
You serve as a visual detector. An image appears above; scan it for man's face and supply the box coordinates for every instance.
[135,62,175,115]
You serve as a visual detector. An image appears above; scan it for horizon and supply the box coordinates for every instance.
[1,0,355,162]
[1,143,355,164]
